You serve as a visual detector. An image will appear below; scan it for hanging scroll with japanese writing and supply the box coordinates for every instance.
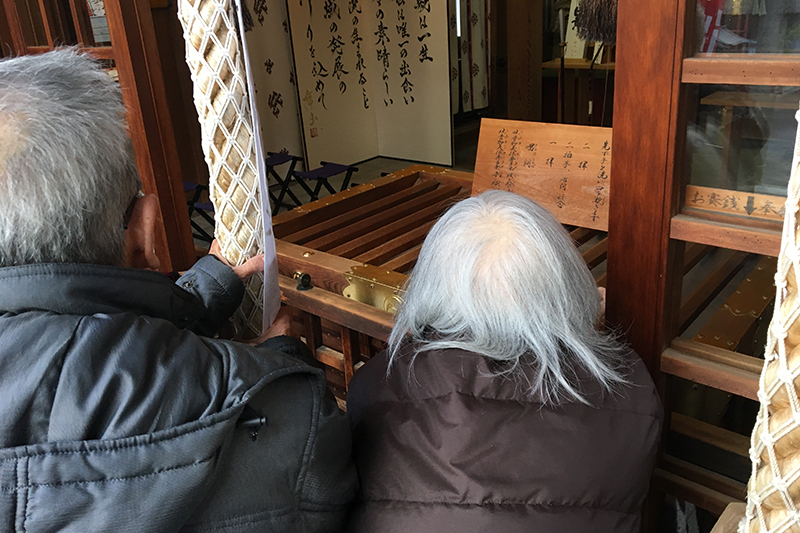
[286,0,453,167]
[473,118,612,231]
[243,0,305,160]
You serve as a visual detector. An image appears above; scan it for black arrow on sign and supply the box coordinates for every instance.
[745,196,756,215]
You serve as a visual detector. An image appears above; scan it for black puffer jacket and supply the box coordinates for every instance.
[0,257,357,532]
[347,343,662,533]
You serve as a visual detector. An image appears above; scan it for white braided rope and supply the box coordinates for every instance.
[177,0,277,337]
[742,106,800,533]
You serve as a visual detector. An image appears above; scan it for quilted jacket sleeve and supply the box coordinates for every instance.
[176,255,244,336]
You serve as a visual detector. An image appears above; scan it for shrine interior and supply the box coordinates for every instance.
[3,0,800,531]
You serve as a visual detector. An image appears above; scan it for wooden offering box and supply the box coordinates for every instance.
[272,119,613,400]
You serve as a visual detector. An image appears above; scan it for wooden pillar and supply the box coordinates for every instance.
[0,1,13,56]
[2,0,29,53]
[490,0,542,121]
[605,0,688,376]
[105,0,196,271]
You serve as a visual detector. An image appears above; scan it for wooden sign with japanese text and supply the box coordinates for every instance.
[473,119,612,231]
[685,185,785,223]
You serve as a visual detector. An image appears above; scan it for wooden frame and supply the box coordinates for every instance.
[611,0,800,521]
[0,0,196,270]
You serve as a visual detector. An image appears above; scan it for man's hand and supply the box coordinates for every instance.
[247,306,294,345]
[209,240,264,283]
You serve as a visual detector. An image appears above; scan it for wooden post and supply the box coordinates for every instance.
[605,0,689,377]
[1,0,29,53]
[489,0,542,121]
[104,0,196,271]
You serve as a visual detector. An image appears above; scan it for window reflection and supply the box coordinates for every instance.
[685,85,799,197]
[696,0,800,54]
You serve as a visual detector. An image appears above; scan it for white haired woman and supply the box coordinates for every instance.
[346,190,663,533]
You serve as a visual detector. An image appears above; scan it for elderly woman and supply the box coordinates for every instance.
[346,190,662,533]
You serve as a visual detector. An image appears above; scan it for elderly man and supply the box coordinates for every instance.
[0,49,356,532]
[347,190,663,532]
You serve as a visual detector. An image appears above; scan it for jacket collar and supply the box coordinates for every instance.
[0,263,204,328]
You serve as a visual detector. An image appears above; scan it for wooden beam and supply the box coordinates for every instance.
[671,214,780,257]
[670,338,763,375]
[683,56,800,87]
[278,275,394,342]
[2,0,29,53]
[272,170,420,239]
[653,469,739,516]
[661,341,761,401]
[35,0,56,45]
[570,227,600,247]
[380,244,422,274]
[284,179,440,245]
[275,239,362,295]
[0,1,12,57]
[710,503,746,533]
[340,325,358,388]
[67,0,94,46]
[661,455,747,502]
[679,249,748,329]
[354,219,436,266]
[582,237,608,270]
[307,184,462,252]
[329,192,468,258]
[670,413,750,458]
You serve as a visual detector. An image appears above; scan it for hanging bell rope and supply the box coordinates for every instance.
[742,104,800,532]
[176,0,266,337]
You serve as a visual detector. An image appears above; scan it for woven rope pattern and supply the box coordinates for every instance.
[177,0,263,336]
[742,108,800,533]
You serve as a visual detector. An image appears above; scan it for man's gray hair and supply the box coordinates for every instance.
[388,190,628,405]
[0,48,140,266]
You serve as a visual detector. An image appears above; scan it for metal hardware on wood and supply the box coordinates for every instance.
[293,271,312,291]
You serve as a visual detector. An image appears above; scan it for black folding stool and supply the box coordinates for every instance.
[183,182,215,243]
[291,161,359,203]
[266,152,304,212]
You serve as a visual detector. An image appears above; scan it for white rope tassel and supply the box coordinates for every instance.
[742,105,800,533]
[176,0,268,337]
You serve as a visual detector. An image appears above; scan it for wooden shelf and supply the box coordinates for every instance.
[660,339,762,400]
[670,214,781,257]
[683,56,800,86]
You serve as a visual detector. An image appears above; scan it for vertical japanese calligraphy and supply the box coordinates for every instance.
[396,0,413,104]
[350,1,368,109]
[243,0,304,162]
[473,119,612,231]
[491,128,507,188]
[287,0,452,166]
[590,140,609,222]
[506,129,520,192]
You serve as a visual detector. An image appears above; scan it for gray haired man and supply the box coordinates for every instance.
[0,49,356,532]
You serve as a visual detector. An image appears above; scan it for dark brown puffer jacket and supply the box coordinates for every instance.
[346,343,662,533]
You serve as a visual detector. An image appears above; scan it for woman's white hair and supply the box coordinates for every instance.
[0,48,140,267]
[388,190,628,405]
